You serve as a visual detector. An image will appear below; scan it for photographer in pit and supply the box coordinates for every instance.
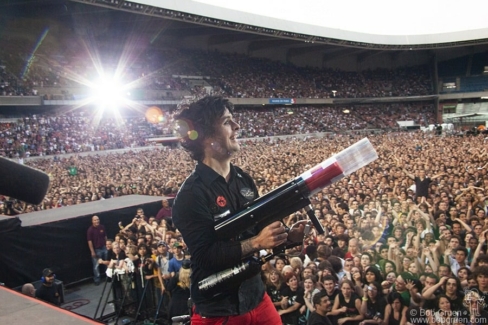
[0,197,25,215]
[121,212,155,238]
[133,244,157,313]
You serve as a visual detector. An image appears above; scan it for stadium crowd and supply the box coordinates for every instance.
[4,124,488,323]
[2,48,433,100]
[3,10,488,325]
[20,131,488,323]
[0,102,435,158]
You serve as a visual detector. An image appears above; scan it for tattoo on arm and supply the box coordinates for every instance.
[241,238,257,257]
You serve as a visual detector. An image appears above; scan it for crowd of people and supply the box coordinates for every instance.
[0,111,168,158]
[183,50,433,99]
[2,11,487,325]
[47,129,486,325]
[0,102,435,159]
[4,118,487,324]
[2,44,435,100]
[0,128,482,216]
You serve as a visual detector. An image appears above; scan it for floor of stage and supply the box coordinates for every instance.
[61,279,116,321]
[61,279,171,324]
[2,278,172,324]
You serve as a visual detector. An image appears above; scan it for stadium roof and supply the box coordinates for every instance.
[61,0,488,67]
[132,0,488,47]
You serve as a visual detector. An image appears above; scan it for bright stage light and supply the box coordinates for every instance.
[90,77,126,110]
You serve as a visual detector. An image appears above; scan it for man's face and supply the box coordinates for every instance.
[316,296,331,314]
[348,241,357,252]
[455,250,466,263]
[452,223,461,234]
[44,273,55,284]
[380,248,388,259]
[449,238,460,249]
[206,108,240,157]
[162,199,169,208]
[424,276,437,289]
[439,266,450,277]
[445,279,457,294]
[439,202,447,211]
[474,225,483,235]
[92,216,100,227]
[323,280,335,292]
[469,238,478,250]
[395,276,406,291]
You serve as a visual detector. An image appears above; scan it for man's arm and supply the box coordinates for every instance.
[87,228,96,258]
[402,168,415,180]
[173,187,290,272]
[472,230,488,264]
[431,173,446,180]
[88,240,96,257]
[443,249,453,266]
[422,276,448,300]
[455,218,473,232]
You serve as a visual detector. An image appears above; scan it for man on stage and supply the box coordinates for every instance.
[173,96,304,325]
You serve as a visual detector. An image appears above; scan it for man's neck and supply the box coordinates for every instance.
[316,309,327,317]
[202,157,231,181]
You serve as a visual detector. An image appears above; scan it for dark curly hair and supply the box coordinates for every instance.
[175,96,234,161]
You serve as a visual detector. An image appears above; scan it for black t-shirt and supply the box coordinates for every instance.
[338,292,361,317]
[280,286,305,324]
[423,288,443,311]
[321,288,340,308]
[447,292,465,313]
[35,283,61,306]
[307,312,333,325]
[267,283,283,304]
[414,177,431,198]
[365,296,387,319]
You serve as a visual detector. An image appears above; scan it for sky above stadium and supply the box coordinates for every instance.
[135,0,488,45]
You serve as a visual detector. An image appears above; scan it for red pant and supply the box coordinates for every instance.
[191,293,281,325]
